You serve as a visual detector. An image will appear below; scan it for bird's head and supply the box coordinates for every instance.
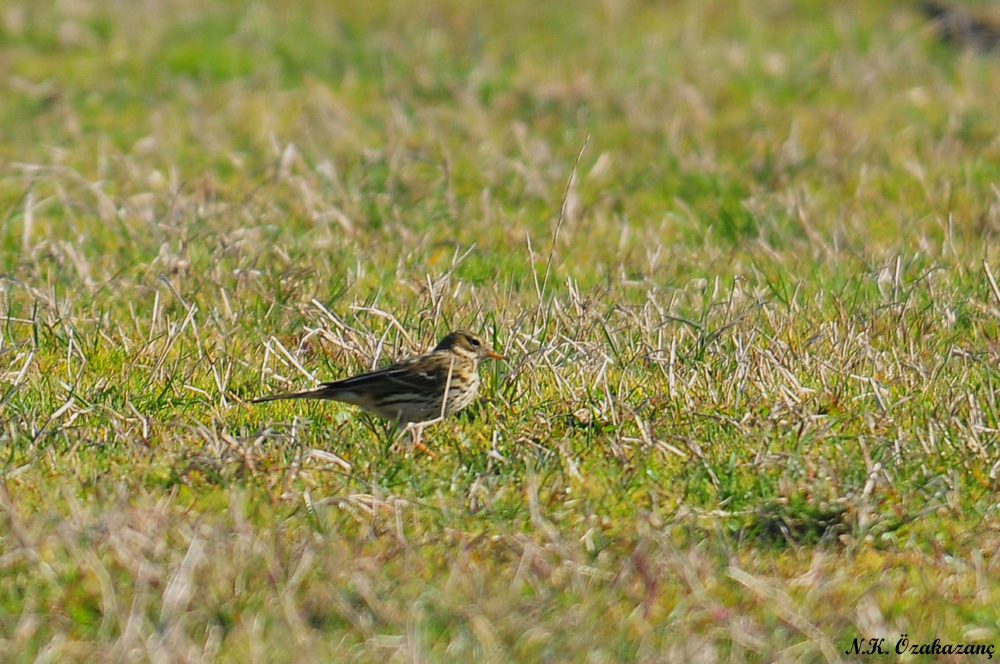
[435,330,504,361]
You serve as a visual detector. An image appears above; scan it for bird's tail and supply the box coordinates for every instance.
[250,388,325,403]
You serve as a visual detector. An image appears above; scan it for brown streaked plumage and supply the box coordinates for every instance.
[252,330,503,426]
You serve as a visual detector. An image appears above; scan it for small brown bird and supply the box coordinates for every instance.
[252,330,503,428]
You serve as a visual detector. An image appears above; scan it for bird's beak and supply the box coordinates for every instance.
[485,349,505,360]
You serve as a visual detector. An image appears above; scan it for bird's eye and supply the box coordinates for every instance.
[469,337,481,347]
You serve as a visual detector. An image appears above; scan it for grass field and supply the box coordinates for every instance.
[3,0,1000,661]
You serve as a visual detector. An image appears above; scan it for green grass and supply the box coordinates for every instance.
[3,0,1000,661]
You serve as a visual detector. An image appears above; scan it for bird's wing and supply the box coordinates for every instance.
[251,353,457,404]
[323,354,452,398]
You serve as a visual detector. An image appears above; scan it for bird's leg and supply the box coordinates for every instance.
[402,421,435,458]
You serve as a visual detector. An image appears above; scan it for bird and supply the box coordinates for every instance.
[252,330,504,433]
